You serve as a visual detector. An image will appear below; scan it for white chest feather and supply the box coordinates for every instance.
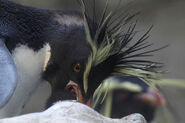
[0,44,51,118]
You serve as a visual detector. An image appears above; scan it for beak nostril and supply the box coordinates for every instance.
[65,85,76,94]
[68,86,73,91]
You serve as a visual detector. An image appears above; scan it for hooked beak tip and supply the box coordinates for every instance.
[139,88,166,106]
[65,80,92,107]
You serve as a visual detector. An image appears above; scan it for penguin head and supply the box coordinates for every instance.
[43,24,91,105]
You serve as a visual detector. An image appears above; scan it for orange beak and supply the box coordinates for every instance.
[65,80,92,107]
[138,88,166,106]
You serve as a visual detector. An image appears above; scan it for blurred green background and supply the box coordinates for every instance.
[12,0,185,123]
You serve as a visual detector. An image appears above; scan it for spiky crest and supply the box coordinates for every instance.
[79,0,166,94]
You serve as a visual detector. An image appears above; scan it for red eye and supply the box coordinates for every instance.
[74,63,80,73]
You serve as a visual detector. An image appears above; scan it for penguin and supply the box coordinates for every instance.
[0,0,164,118]
[0,0,85,117]
[93,76,166,122]
[43,0,165,108]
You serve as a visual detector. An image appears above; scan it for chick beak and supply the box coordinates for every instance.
[65,80,92,107]
[138,88,166,106]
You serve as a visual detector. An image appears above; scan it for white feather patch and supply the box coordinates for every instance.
[54,14,83,26]
[0,43,51,118]
[43,43,51,71]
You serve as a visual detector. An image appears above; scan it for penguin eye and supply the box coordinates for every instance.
[74,63,80,73]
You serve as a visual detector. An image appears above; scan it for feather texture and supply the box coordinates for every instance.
[79,0,166,96]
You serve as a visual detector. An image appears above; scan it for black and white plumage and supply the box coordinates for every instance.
[0,0,86,117]
[0,0,164,118]
[44,0,165,107]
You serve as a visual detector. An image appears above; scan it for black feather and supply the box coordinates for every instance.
[79,0,166,98]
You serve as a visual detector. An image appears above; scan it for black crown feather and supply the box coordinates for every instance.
[79,0,166,94]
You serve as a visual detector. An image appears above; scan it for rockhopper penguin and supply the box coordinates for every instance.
[94,76,166,122]
[0,0,165,118]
